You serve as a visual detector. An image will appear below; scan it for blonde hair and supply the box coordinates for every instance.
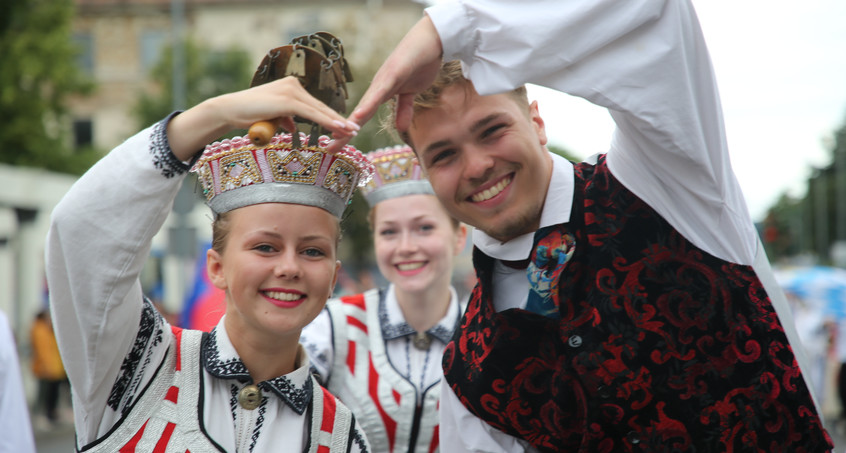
[382,60,528,147]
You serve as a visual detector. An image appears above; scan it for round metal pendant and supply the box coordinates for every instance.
[412,332,432,351]
[238,384,262,410]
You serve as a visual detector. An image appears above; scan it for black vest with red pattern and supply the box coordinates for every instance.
[442,155,833,452]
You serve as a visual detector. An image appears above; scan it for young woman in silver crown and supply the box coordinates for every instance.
[301,145,467,453]
[45,76,373,452]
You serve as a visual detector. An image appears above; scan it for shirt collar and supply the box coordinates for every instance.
[472,151,574,260]
[379,284,460,344]
[202,317,313,415]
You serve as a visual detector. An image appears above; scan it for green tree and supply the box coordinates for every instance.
[547,144,580,162]
[762,117,846,263]
[0,0,96,173]
[133,40,253,129]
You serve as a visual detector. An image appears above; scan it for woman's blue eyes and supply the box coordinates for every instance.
[253,244,326,257]
[379,225,434,236]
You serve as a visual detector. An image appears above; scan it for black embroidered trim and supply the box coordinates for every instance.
[202,329,252,381]
[261,375,311,416]
[229,383,239,426]
[150,111,192,179]
[349,416,370,453]
[378,288,456,344]
[303,340,331,383]
[107,297,165,413]
[249,397,269,453]
[202,328,313,415]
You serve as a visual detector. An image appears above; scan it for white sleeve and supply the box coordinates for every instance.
[439,383,539,453]
[45,120,184,443]
[427,0,757,266]
[299,307,335,383]
[0,311,36,453]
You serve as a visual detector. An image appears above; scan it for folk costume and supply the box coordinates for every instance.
[301,146,460,453]
[45,116,373,452]
[427,0,835,451]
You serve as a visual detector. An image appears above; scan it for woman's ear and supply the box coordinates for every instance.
[206,249,228,290]
[330,260,341,294]
[453,223,469,256]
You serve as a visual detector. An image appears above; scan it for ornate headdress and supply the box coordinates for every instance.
[191,32,373,218]
[191,133,373,218]
[360,145,434,207]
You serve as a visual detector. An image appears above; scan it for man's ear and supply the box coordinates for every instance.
[207,249,228,290]
[529,100,548,146]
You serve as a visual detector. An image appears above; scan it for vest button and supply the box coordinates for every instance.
[568,335,583,348]
[626,431,641,445]
[597,385,613,399]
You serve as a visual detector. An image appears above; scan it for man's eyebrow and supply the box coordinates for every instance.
[422,138,453,157]
[421,113,503,156]
[469,113,501,134]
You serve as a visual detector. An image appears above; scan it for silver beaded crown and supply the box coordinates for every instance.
[359,145,434,207]
[191,133,373,218]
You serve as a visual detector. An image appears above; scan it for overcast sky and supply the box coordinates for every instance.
[524,1,846,221]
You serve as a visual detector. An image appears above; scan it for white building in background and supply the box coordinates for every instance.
[0,164,76,340]
[70,0,425,151]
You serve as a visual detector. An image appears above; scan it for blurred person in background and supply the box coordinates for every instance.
[1,309,36,452]
[29,308,68,426]
[302,145,467,453]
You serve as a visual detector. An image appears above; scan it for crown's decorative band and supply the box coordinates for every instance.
[361,145,433,207]
[191,133,373,218]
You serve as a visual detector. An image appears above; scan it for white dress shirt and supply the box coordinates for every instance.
[426,0,814,451]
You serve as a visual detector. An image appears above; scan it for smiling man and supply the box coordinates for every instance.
[346,0,834,452]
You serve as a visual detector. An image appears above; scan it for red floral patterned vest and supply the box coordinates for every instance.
[442,155,833,452]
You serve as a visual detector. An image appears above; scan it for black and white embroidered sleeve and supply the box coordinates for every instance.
[149,111,196,179]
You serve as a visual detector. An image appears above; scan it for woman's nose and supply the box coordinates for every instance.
[274,251,301,278]
[398,231,419,254]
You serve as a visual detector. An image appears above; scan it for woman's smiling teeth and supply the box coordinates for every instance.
[397,262,425,271]
[470,176,511,202]
[263,290,302,301]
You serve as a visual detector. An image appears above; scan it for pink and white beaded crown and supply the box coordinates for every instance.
[191,132,373,218]
[360,145,434,207]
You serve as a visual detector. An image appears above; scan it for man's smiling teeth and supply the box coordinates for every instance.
[471,176,511,202]
[263,290,302,301]
[397,262,425,271]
